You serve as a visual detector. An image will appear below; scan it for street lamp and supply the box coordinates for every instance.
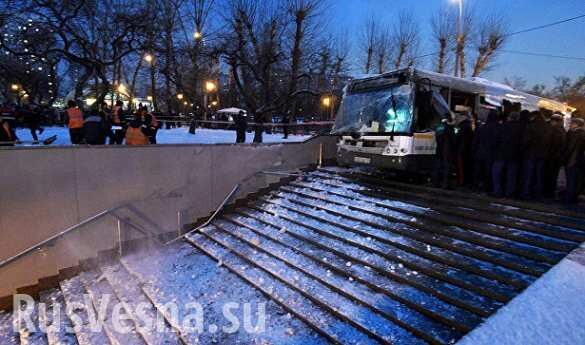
[205,80,217,93]
[321,95,335,120]
[194,31,202,40]
[451,0,463,77]
[144,53,157,110]
[11,84,19,91]
[177,93,184,100]
[203,80,217,121]
[144,54,154,63]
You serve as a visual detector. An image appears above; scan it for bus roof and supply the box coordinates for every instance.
[349,68,576,115]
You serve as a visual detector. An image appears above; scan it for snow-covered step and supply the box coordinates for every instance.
[278,185,536,287]
[0,310,19,345]
[294,178,552,275]
[224,212,483,331]
[209,220,462,344]
[78,270,146,345]
[39,288,79,345]
[122,244,330,345]
[100,262,183,345]
[184,232,374,344]
[268,191,521,298]
[59,276,112,345]
[191,226,427,345]
[244,203,500,316]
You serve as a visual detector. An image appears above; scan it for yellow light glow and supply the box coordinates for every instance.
[85,98,97,106]
[322,96,331,107]
[147,96,153,101]
[205,81,217,92]
[177,93,184,100]
[183,101,188,106]
[132,98,139,103]
[144,54,153,63]
[194,31,202,40]
[211,100,218,106]
[117,84,127,94]
[11,84,19,91]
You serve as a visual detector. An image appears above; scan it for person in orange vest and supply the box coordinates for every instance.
[66,100,84,144]
[125,118,150,145]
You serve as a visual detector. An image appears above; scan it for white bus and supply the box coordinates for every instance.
[333,68,575,172]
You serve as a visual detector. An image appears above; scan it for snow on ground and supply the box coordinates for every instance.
[457,242,585,345]
[15,126,310,146]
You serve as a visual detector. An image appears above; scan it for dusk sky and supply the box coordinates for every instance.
[330,0,585,88]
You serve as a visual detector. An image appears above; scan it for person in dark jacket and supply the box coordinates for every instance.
[83,110,107,145]
[492,112,524,198]
[473,110,499,192]
[234,110,248,143]
[455,114,474,187]
[521,111,553,200]
[19,104,43,141]
[563,118,585,204]
[544,114,567,198]
[282,111,291,139]
[434,117,457,189]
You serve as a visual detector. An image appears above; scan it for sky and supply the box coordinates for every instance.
[330,0,585,88]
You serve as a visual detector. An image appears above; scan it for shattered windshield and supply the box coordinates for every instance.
[333,84,414,135]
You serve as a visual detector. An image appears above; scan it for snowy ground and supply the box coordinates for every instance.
[15,126,310,146]
[457,241,585,345]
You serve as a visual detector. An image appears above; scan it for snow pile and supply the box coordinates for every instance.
[457,244,585,345]
[15,127,310,146]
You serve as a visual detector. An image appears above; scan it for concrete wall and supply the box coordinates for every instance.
[0,136,337,295]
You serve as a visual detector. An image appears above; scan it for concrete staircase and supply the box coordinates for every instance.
[1,167,584,345]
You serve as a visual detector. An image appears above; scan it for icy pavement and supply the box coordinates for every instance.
[15,126,310,146]
[457,242,585,345]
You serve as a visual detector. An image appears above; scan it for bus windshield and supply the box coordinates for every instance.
[333,84,414,135]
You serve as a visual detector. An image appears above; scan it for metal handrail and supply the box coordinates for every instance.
[0,208,114,269]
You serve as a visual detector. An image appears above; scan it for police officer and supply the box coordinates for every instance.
[563,118,585,204]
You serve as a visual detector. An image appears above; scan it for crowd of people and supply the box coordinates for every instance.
[0,100,161,146]
[435,101,585,204]
[64,100,159,146]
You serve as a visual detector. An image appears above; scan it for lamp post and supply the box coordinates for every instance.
[144,53,157,111]
[11,84,21,105]
[203,80,217,121]
[321,95,335,120]
[452,0,463,77]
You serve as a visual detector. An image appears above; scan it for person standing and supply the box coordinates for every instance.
[83,109,107,145]
[544,114,567,198]
[434,117,457,189]
[0,117,17,146]
[66,100,84,144]
[20,104,43,142]
[492,112,524,198]
[455,113,474,187]
[235,110,248,143]
[282,111,291,139]
[563,118,585,204]
[521,111,553,200]
[111,100,125,144]
[125,118,150,145]
[472,110,498,192]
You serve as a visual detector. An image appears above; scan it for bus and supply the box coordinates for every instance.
[333,68,576,172]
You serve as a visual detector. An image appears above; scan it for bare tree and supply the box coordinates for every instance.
[375,26,391,74]
[454,9,473,77]
[430,7,455,74]
[471,14,508,77]
[392,11,420,70]
[361,18,378,74]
